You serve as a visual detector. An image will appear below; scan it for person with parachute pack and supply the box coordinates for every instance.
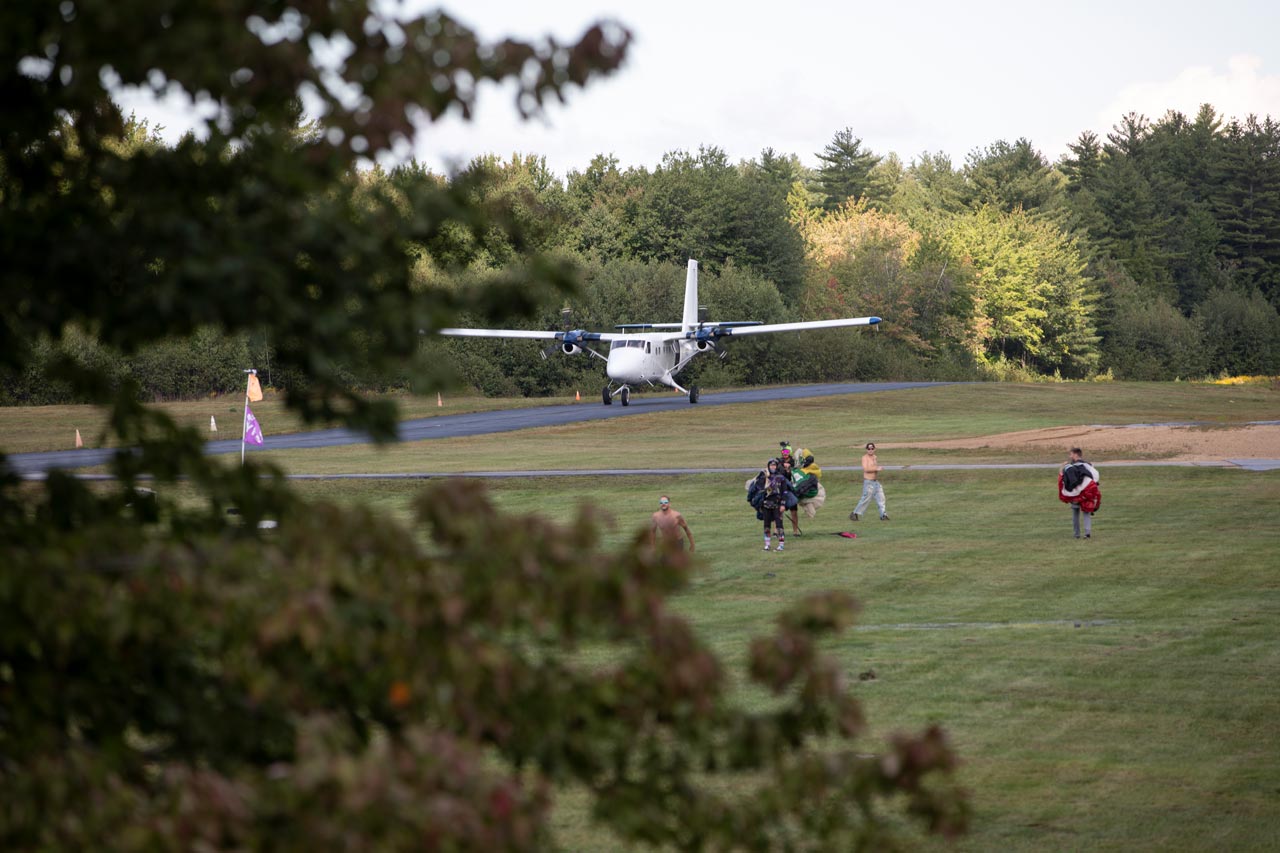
[1058,447,1101,539]
[792,448,826,525]
[747,458,791,551]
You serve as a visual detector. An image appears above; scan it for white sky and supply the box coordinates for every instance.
[121,0,1280,176]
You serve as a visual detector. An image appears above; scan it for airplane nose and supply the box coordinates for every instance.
[606,349,643,381]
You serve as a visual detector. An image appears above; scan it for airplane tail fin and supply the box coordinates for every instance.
[682,259,699,332]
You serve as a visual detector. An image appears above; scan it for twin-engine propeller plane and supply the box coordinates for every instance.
[439,260,881,405]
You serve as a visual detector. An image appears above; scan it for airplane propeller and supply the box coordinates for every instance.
[542,327,604,357]
[539,308,604,357]
[687,324,731,359]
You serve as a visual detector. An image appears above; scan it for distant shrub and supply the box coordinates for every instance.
[129,327,253,400]
[0,328,130,404]
[1103,295,1208,380]
[1195,289,1280,376]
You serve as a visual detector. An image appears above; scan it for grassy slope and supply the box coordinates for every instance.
[293,466,1280,850]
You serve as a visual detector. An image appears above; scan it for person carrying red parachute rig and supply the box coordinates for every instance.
[1058,447,1101,539]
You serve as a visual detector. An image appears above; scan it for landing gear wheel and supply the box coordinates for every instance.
[602,385,612,405]
[620,387,630,406]
[689,385,700,404]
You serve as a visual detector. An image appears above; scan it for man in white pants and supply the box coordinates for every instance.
[849,442,889,521]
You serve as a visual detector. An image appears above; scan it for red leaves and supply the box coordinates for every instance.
[387,680,411,709]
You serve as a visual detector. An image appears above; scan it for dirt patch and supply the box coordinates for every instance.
[886,424,1280,462]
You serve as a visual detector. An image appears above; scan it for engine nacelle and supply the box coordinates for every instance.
[561,342,582,355]
[695,339,713,351]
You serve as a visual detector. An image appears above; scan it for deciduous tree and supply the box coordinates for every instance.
[944,206,1099,375]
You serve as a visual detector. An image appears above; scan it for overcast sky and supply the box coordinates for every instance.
[122,0,1280,177]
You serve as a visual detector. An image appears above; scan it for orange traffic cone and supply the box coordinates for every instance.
[437,392,443,407]
[575,390,581,402]
[75,429,83,448]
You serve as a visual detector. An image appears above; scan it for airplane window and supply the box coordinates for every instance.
[645,343,651,353]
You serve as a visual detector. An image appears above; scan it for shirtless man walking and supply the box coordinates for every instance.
[849,441,889,521]
[651,495,695,551]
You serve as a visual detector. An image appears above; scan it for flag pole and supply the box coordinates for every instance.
[242,369,255,466]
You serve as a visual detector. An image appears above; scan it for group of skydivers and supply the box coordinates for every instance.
[746,441,825,552]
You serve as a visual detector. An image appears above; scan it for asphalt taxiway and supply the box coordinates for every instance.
[5,382,947,477]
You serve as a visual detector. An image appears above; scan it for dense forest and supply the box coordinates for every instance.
[7,105,1279,403]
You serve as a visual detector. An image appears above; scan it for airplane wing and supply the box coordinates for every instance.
[712,316,880,337]
[661,316,881,342]
[437,328,622,343]
[437,328,558,339]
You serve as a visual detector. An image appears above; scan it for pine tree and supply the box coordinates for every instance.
[811,128,882,211]
[1147,108,1226,310]
[1058,132,1108,257]
[1093,115,1174,296]
[962,138,1065,218]
[1211,116,1280,304]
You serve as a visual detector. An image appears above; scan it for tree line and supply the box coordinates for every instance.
[5,105,1278,405]
[429,107,1278,386]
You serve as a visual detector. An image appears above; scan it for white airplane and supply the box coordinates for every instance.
[439,260,881,405]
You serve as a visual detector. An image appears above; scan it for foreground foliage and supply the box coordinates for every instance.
[1,481,966,848]
[0,0,966,847]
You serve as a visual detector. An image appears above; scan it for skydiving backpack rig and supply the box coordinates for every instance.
[761,474,786,512]
[747,472,767,510]
[1062,462,1087,492]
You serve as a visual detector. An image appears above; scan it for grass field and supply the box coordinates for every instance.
[274,463,1279,850]
[5,382,1279,848]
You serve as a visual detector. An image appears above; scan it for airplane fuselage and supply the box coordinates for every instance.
[604,335,705,387]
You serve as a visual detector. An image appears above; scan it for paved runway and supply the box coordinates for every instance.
[5,382,948,477]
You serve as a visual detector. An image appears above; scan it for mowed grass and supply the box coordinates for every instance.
[280,466,1280,851]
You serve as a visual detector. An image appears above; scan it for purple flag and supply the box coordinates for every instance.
[244,407,264,445]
